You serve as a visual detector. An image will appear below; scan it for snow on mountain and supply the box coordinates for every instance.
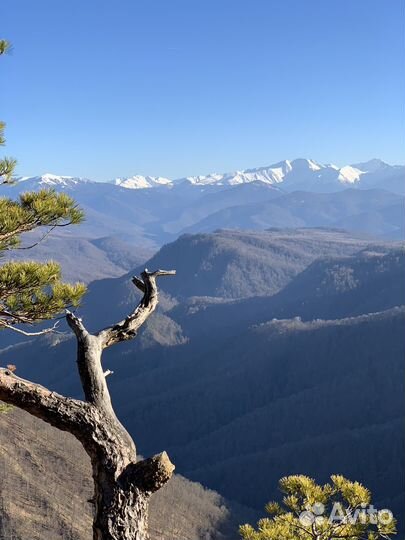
[6,159,403,195]
[113,175,172,189]
[177,159,294,187]
[180,173,225,186]
[177,158,368,190]
[337,166,365,184]
[114,159,321,189]
[16,173,92,188]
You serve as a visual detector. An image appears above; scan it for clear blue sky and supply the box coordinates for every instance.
[1,0,404,181]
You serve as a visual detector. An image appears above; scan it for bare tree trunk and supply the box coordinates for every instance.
[92,475,148,540]
[0,269,176,540]
[91,451,173,540]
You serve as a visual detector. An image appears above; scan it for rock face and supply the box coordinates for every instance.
[0,408,255,540]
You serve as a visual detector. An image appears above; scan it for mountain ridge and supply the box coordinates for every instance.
[13,157,404,193]
[2,159,403,247]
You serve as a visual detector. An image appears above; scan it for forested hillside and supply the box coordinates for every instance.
[0,409,256,540]
[2,228,403,532]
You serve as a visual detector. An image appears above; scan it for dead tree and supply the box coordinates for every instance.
[0,269,176,540]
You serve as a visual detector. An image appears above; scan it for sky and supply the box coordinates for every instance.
[1,0,404,181]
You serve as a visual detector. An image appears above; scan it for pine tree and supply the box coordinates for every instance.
[0,191,86,333]
[240,475,396,540]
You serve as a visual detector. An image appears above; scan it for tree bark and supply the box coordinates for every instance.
[91,452,174,540]
[0,269,176,540]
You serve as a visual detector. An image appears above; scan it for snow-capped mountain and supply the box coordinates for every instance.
[176,160,294,187]
[181,158,346,190]
[109,158,403,193]
[15,173,92,189]
[113,175,171,189]
[6,158,403,196]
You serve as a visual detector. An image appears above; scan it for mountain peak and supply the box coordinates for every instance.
[351,159,389,172]
[17,174,91,187]
[290,158,323,171]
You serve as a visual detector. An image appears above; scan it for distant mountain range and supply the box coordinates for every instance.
[14,158,405,193]
[1,158,403,248]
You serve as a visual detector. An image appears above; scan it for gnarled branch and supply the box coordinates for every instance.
[97,269,176,349]
[63,270,175,413]
[0,367,89,435]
